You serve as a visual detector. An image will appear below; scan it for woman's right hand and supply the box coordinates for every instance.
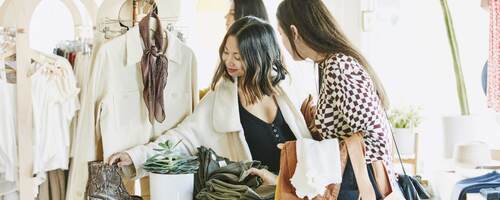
[107,152,133,167]
[301,94,322,140]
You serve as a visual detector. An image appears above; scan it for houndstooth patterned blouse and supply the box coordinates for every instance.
[315,53,392,164]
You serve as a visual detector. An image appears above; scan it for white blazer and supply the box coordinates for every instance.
[68,26,198,200]
[127,78,312,178]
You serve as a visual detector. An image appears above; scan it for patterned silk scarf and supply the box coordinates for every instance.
[139,13,169,123]
[488,0,500,111]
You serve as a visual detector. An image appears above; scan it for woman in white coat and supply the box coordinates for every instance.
[109,16,312,185]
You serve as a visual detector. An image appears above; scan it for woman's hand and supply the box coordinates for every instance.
[301,94,322,140]
[107,152,133,167]
[300,95,316,127]
[248,168,277,186]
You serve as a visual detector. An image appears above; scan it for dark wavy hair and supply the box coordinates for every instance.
[211,16,288,105]
[233,0,269,21]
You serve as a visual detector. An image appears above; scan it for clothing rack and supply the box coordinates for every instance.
[0,0,96,199]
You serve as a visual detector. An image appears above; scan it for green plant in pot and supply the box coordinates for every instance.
[439,0,483,159]
[389,106,422,157]
[144,140,199,174]
[144,140,199,200]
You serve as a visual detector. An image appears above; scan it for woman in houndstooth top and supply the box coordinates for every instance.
[276,0,395,199]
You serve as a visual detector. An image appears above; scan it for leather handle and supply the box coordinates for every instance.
[345,133,377,200]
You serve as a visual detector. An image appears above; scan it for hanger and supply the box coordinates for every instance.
[1,45,16,59]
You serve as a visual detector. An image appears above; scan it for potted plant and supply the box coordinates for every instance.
[388,106,422,157]
[439,0,486,158]
[144,140,199,200]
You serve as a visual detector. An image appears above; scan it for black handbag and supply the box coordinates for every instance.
[389,124,431,200]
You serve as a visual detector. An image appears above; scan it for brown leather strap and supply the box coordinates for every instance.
[345,133,376,200]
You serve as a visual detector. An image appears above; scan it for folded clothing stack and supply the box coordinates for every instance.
[480,187,500,200]
[452,171,500,200]
[194,146,275,200]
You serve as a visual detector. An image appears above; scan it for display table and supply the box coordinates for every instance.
[431,163,496,200]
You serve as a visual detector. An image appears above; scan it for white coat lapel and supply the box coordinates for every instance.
[276,80,312,140]
[212,79,242,133]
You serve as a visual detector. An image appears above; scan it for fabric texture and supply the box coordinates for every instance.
[239,99,296,173]
[31,60,79,192]
[290,138,342,199]
[139,13,169,123]
[277,141,346,200]
[125,78,312,179]
[0,59,17,198]
[488,0,500,111]
[48,170,67,200]
[195,146,274,200]
[452,171,500,200]
[314,53,392,167]
[68,25,198,200]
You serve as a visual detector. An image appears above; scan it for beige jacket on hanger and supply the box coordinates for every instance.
[126,78,313,179]
[67,26,198,200]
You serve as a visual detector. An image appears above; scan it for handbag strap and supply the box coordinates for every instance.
[383,110,408,176]
[345,133,377,200]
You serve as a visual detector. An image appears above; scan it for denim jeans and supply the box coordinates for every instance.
[338,156,383,200]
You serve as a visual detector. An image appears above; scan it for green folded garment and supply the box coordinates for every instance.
[194,146,275,200]
[197,179,275,200]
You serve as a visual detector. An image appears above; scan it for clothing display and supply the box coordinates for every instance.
[194,146,275,200]
[30,56,79,196]
[239,99,296,174]
[452,171,500,200]
[53,40,92,68]
[0,58,17,200]
[85,161,142,200]
[2,0,497,199]
[488,0,500,111]
[68,23,198,200]
[290,138,342,199]
[125,78,312,179]
[315,53,392,171]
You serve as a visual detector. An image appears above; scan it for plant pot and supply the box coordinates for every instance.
[393,128,416,158]
[442,115,482,158]
[149,173,194,200]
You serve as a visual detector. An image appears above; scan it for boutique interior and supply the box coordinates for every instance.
[0,0,500,200]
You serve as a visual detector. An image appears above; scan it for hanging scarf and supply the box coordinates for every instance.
[139,13,169,123]
[488,0,500,112]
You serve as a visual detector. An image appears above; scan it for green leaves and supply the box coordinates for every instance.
[144,140,199,175]
[439,0,470,115]
[388,106,422,129]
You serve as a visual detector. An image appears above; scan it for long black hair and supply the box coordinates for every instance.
[211,16,288,105]
[233,0,269,21]
[277,0,389,108]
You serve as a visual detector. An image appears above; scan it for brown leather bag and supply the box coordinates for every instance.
[300,95,322,141]
[276,134,404,200]
[276,141,347,200]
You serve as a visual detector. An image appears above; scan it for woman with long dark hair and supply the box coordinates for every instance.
[225,0,269,29]
[109,16,311,185]
[276,0,395,199]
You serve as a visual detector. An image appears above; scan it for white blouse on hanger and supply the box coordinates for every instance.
[31,59,79,189]
[0,59,18,199]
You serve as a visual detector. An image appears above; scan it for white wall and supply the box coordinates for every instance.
[366,0,500,175]
[29,0,74,53]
